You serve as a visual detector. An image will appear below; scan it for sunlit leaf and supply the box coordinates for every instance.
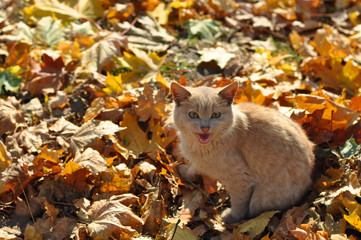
[234,211,279,238]
[34,0,103,20]
[0,141,11,172]
[186,19,220,41]
[36,16,65,47]
[103,73,123,95]
[339,137,361,159]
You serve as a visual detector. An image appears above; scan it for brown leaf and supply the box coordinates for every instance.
[52,217,78,240]
[81,31,127,72]
[0,96,25,136]
[76,196,144,239]
[0,156,49,205]
[73,148,108,174]
[70,119,124,155]
[25,54,77,96]
[6,121,49,154]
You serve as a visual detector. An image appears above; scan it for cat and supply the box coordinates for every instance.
[169,81,314,224]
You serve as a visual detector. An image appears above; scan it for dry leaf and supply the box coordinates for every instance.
[76,196,144,239]
[0,97,25,136]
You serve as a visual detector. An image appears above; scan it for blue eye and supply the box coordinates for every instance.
[211,112,221,118]
[188,111,199,118]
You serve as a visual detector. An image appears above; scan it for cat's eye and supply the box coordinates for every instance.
[188,111,199,118]
[211,112,221,118]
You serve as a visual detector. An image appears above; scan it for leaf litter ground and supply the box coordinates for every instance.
[2,0,361,239]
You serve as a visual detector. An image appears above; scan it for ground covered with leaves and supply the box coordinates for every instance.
[2,0,361,239]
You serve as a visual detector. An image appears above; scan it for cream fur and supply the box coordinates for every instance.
[170,82,315,223]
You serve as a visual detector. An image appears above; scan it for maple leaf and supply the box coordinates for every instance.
[0,97,26,136]
[147,2,172,25]
[36,16,65,47]
[70,119,124,155]
[234,211,279,238]
[0,141,11,172]
[25,54,76,97]
[186,19,220,41]
[103,73,123,95]
[33,0,104,20]
[72,148,108,174]
[81,32,128,72]
[6,121,49,154]
[198,47,235,69]
[136,84,168,121]
[75,196,144,239]
[119,111,174,157]
[114,16,175,51]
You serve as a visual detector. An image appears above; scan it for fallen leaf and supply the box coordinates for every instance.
[36,16,65,47]
[34,0,104,20]
[76,196,144,239]
[234,211,279,238]
[114,16,175,51]
[0,141,11,171]
[198,47,235,69]
[136,84,168,121]
[0,69,23,94]
[0,97,25,136]
[25,54,76,97]
[6,121,49,154]
[81,32,127,72]
[70,119,124,155]
[186,19,220,41]
[73,148,108,174]
[103,73,123,95]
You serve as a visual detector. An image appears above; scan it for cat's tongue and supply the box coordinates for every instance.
[196,133,212,144]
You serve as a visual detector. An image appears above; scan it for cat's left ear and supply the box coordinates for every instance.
[170,82,191,106]
[218,81,239,105]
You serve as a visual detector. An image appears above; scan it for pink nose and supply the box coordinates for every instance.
[201,127,210,133]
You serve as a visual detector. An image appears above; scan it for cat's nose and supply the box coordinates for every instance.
[201,127,210,133]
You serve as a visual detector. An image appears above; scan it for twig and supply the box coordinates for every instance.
[18,178,35,224]
[171,219,181,240]
[120,17,138,36]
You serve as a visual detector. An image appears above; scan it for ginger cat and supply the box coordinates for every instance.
[170,81,314,224]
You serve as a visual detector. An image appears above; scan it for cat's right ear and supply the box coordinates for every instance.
[218,81,239,105]
[170,82,191,106]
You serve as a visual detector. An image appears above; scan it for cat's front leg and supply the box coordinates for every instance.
[221,185,253,224]
[178,164,200,182]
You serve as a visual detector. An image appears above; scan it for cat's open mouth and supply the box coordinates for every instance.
[196,133,212,144]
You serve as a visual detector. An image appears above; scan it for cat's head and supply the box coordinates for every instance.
[170,81,238,144]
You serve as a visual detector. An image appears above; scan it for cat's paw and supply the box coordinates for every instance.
[178,164,199,182]
[221,208,241,224]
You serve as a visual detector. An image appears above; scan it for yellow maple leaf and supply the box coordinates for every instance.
[61,161,82,175]
[344,209,361,232]
[136,84,167,121]
[103,73,123,95]
[119,111,150,157]
[119,111,174,157]
[0,141,11,172]
[100,173,131,193]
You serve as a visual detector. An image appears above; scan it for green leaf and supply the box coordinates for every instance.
[0,70,23,94]
[186,19,220,41]
[339,137,361,159]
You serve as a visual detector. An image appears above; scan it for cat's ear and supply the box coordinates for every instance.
[218,81,239,105]
[170,82,191,106]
